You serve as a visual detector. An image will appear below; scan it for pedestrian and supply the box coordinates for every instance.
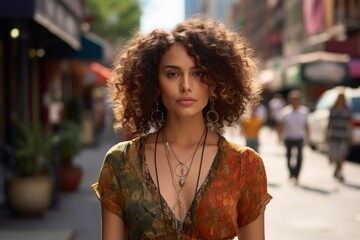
[326,89,353,182]
[276,90,309,185]
[256,102,268,124]
[241,104,264,153]
[268,93,285,129]
[92,16,272,239]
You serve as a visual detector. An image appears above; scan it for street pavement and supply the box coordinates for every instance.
[1,126,360,240]
[258,127,360,240]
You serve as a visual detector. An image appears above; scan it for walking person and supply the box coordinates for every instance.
[268,93,285,129]
[92,16,272,239]
[276,90,309,185]
[241,104,264,153]
[327,89,353,182]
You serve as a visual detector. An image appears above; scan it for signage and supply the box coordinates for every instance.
[303,62,347,83]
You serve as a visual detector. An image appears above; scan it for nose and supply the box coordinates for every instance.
[180,74,192,93]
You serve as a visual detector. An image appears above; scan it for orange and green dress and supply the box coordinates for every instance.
[92,134,272,239]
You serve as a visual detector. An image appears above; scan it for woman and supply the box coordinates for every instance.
[92,16,272,239]
[327,89,353,182]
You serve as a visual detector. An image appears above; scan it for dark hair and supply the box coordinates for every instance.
[108,16,261,135]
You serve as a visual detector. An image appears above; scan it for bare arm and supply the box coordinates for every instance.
[101,204,127,240]
[237,207,266,240]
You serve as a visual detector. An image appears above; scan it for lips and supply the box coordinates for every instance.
[177,97,196,106]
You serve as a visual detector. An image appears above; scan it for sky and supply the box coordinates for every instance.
[140,0,185,33]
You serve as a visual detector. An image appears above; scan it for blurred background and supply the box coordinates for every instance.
[0,0,360,239]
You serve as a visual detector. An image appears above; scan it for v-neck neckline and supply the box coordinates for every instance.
[140,133,224,230]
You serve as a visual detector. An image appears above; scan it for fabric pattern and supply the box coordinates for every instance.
[92,134,272,239]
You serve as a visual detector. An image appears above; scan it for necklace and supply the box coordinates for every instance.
[163,128,206,187]
[154,127,208,240]
[162,129,205,224]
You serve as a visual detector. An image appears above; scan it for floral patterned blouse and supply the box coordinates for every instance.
[92,134,272,239]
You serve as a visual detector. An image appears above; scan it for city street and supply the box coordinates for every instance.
[258,128,360,240]
[1,1,360,240]
[1,126,360,240]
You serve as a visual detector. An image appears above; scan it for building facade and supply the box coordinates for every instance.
[0,0,109,205]
[235,0,360,106]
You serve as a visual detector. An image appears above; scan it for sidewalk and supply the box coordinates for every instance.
[0,129,120,240]
[0,126,359,240]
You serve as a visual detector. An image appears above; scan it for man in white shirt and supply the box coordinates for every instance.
[276,90,309,185]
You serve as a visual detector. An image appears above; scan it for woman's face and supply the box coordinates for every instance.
[158,43,209,119]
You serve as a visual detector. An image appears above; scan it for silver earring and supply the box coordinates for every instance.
[151,95,164,124]
[206,99,219,123]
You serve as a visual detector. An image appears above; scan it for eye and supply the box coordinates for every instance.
[193,70,206,79]
[166,71,180,78]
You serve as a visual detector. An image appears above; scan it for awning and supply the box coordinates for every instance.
[286,51,350,65]
[84,62,111,86]
[67,32,106,60]
[89,62,111,85]
[283,51,351,85]
[45,32,107,60]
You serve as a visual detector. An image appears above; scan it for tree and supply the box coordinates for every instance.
[87,0,141,46]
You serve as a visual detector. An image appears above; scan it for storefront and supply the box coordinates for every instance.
[0,0,84,143]
[282,51,350,106]
[0,0,86,203]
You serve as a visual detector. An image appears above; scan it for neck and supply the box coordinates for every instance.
[162,116,206,146]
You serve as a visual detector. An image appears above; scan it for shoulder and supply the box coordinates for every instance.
[106,137,139,154]
[220,137,262,163]
[276,105,291,117]
[220,138,267,181]
[104,136,144,164]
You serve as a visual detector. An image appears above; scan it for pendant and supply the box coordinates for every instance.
[179,177,186,187]
[176,199,185,222]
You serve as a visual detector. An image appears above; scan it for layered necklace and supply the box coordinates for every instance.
[154,127,208,239]
[162,128,206,188]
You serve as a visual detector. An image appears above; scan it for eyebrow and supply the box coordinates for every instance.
[162,65,203,70]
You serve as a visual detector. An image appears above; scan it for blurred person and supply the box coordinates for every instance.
[326,89,353,182]
[276,90,309,185]
[92,16,272,239]
[241,104,264,153]
[268,93,285,129]
[255,102,268,124]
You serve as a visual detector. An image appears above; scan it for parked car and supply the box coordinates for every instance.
[307,86,360,158]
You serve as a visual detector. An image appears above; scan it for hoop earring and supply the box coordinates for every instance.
[151,95,164,124]
[206,99,219,124]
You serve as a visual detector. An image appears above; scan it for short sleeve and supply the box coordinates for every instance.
[92,146,127,220]
[236,148,272,228]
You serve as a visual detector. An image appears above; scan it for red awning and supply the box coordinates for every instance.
[89,62,111,85]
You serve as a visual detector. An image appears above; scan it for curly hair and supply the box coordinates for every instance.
[108,16,262,135]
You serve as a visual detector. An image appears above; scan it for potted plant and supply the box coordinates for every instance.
[5,121,59,217]
[58,120,83,192]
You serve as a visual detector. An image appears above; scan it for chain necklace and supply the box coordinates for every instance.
[162,128,205,225]
[154,127,208,240]
[163,128,206,188]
